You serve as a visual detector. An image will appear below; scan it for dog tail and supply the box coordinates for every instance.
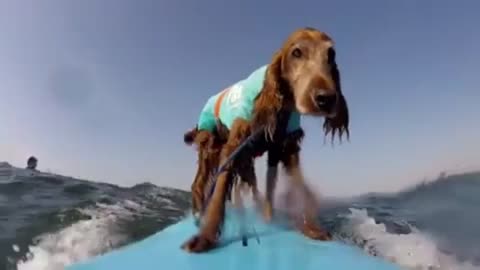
[183,127,198,146]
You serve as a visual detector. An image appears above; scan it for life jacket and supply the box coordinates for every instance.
[196,65,301,135]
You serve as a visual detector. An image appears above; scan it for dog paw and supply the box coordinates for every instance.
[181,233,217,253]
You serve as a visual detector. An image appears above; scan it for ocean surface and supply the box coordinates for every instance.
[1,162,479,270]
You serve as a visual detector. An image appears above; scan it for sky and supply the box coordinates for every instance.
[0,0,479,197]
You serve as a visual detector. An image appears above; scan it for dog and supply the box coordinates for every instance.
[182,27,350,253]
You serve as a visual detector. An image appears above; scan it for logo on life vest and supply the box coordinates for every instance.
[228,84,243,108]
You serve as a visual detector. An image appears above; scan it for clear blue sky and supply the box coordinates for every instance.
[1,0,479,196]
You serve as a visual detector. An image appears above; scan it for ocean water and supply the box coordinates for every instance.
[0,162,479,270]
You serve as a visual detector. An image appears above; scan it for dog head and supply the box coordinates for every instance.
[255,27,349,141]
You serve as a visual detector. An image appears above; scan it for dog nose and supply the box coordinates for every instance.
[315,91,337,112]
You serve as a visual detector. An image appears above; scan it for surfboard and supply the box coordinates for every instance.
[67,207,400,270]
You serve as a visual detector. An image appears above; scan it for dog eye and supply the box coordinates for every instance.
[292,48,302,58]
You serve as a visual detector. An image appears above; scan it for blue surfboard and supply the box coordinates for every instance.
[68,207,400,270]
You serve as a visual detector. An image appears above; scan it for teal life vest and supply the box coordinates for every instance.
[197,65,301,133]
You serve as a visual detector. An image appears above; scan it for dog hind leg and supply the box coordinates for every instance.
[191,148,210,221]
[182,118,251,253]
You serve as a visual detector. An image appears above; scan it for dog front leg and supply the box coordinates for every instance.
[237,158,264,214]
[281,152,331,241]
[263,148,280,222]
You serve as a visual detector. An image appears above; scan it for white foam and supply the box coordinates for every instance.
[15,192,184,270]
[341,208,479,270]
[16,201,140,270]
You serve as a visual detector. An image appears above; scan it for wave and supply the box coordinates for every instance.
[1,163,479,270]
[332,171,480,269]
[339,208,478,270]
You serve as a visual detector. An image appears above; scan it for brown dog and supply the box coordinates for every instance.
[182,27,349,253]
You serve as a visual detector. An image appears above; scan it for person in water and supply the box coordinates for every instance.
[26,156,38,171]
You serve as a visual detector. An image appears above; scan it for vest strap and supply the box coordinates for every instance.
[214,87,230,118]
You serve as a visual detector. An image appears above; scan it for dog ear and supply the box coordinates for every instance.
[322,58,350,144]
[252,51,284,140]
[323,93,349,143]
